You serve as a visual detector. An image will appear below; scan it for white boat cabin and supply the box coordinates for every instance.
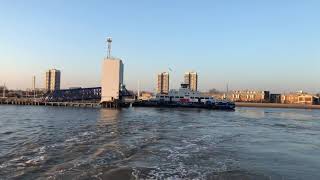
[155,83,215,103]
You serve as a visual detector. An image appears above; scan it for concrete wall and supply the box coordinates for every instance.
[101,58,124,102]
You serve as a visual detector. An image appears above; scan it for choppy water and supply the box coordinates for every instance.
[0,105,320,180]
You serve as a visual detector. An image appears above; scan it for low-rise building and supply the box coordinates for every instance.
[281,92,319,105]
[270,94,281,103]
[139,91,154,100]
[228,90,270,103]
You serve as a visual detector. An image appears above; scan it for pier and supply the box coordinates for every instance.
[0,98,101,108]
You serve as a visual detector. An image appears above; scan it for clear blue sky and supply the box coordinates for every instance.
[0,0,319,93]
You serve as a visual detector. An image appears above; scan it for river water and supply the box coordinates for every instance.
[0,105,320,180]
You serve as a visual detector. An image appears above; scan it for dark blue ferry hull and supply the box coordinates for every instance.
[132,101,235,110]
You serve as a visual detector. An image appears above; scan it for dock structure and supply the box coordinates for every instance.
[101,100,120,109]
[101,37,130,109]
[0,98,101,108]
[0,38,133,109]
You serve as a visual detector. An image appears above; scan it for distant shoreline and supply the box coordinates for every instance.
[236,102,320,109]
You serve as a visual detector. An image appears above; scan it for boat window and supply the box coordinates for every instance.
[180,97,183,98]
[160,96,164,98]
[191,97,194,99]
[175,96,179,98]
[170,96,174,98]
[205,97,209,99]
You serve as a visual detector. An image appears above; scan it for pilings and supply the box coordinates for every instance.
[101,101,120,109]
[0,98,101,108]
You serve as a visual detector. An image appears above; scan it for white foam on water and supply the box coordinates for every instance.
[65,137,79,142]
[25,155,45,166]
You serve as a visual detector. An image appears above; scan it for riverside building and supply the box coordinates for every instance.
[157,72,169,94]
[281,92,319,105]
[45,69,61,92]
[229,90,270,103]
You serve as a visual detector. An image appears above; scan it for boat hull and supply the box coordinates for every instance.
[132,101,235,110]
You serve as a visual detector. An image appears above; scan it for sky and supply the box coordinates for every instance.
[0,0,320,93]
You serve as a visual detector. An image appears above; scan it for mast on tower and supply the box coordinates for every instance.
[3,83,5,98]
[107,37,112,58]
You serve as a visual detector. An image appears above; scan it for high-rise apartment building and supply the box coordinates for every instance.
[157,72,169,94]
[184,72,198,91]
[45,69,61,91]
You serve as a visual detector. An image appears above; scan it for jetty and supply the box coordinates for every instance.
[0,98,101,108]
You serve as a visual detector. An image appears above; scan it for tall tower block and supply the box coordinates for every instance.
[45,69,61,92]
[184,71,198,91]
[157,72,169,94]
[101,37,124,103]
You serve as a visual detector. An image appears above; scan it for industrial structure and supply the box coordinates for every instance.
[101,37,125,107]
[44,87,101,102]
[45,69,61,92]
[157,72,169,94]
[184,71,198,91]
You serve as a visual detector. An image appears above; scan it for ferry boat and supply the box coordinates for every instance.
[132,84,235,110]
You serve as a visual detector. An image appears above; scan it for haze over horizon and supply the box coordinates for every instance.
[0,0,319,93]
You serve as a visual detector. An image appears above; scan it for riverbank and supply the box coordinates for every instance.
[236,102,320,109]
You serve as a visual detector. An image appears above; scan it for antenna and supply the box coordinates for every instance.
[106,37,112,58]
[3,83,5,98]
[227,83,229,94]
[225,82,229,100]
[137,80,140,99]
[32,76,36,99]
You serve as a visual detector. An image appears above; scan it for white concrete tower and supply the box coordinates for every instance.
[101,37,124,103]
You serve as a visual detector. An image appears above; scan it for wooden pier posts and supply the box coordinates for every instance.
[0,98,103,109]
